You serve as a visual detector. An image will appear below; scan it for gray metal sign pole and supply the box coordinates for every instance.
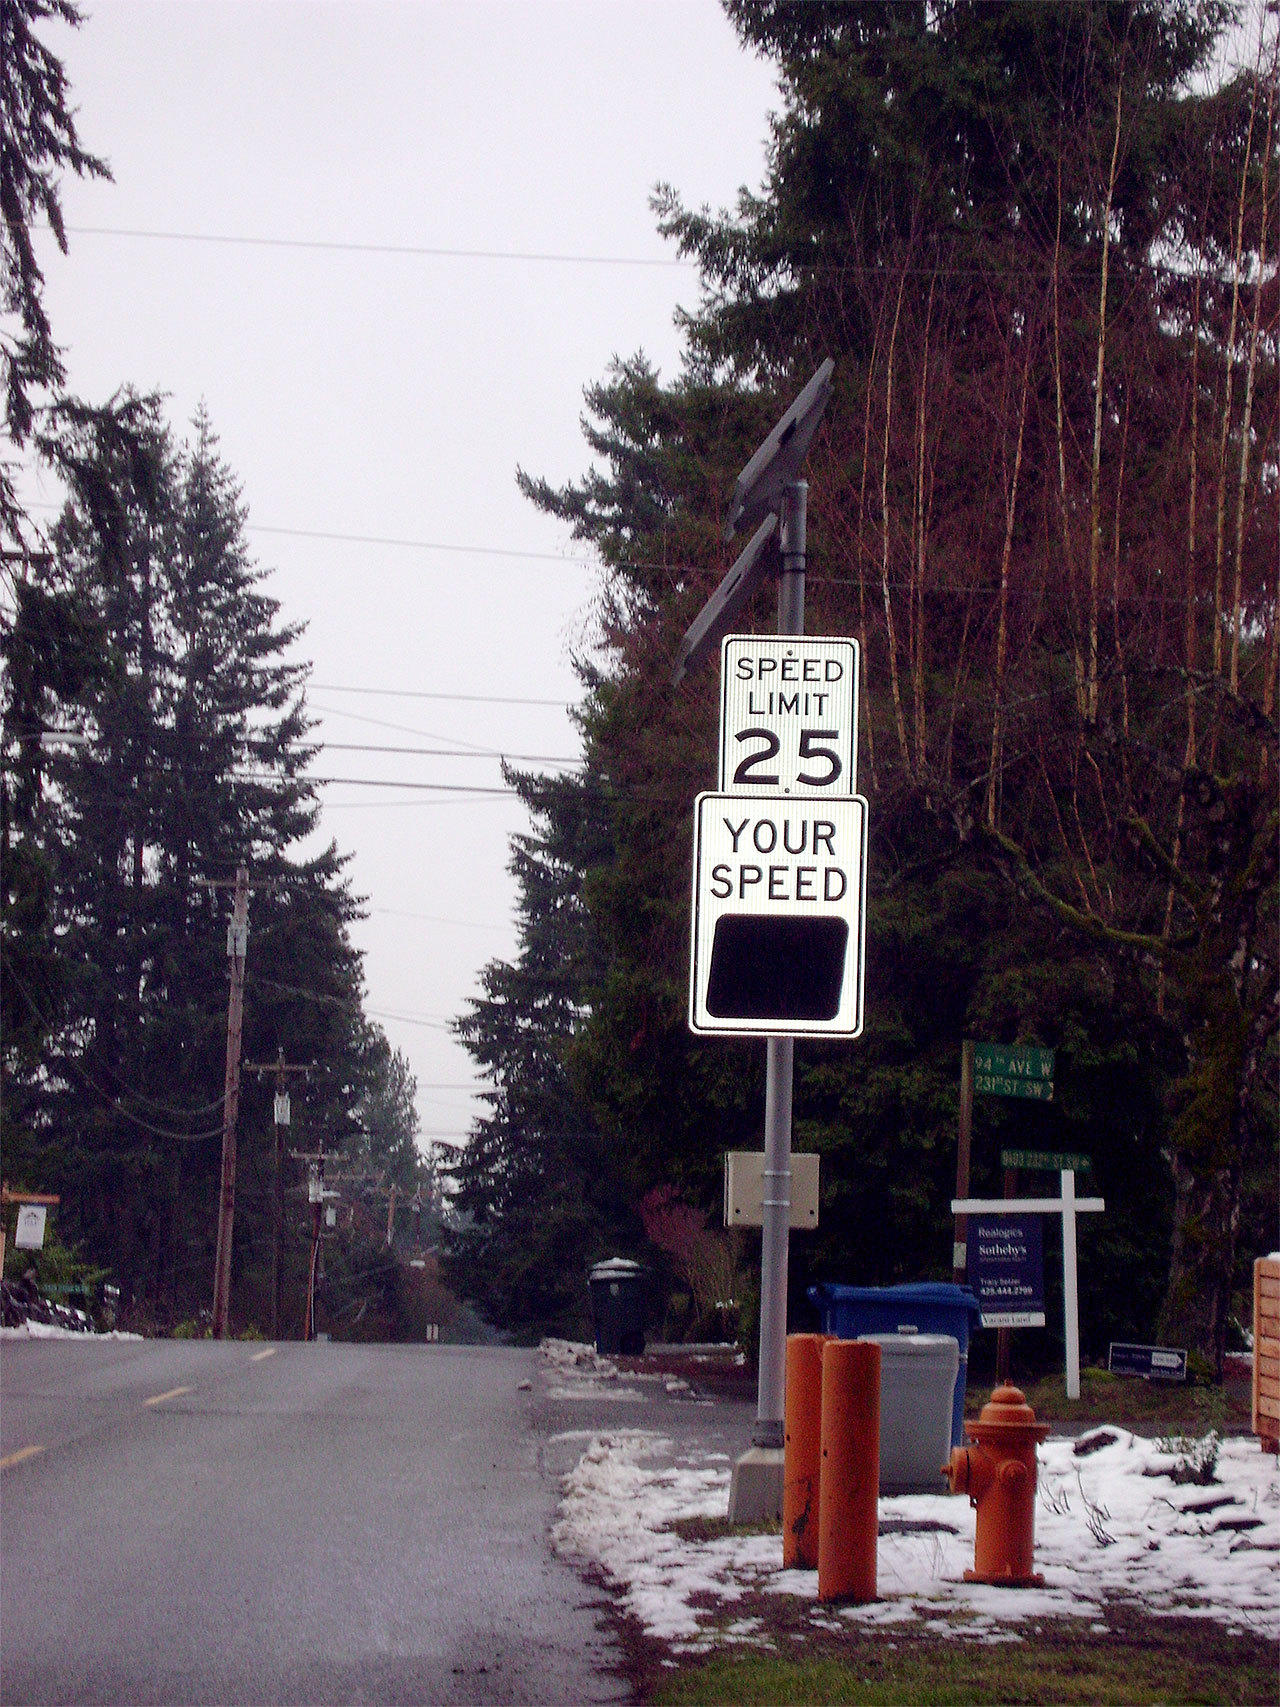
[753,479,806,1449]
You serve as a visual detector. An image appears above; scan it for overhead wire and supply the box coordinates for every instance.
[18,501,1255,606]
[1,961,227,1141]
[313,684,571,707]
[309,700,527,752]
[60,225,695,268]
[320,742,579,763]
[370,906,511,932]
[56,223,1228,281]
[252,973,452,1031]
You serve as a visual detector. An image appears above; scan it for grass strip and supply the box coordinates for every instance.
[646,1607,1278,1706]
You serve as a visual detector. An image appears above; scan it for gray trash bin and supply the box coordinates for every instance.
[588,1258,648,1356]
[808,1282,981,1447]
[859,1330,959,1495]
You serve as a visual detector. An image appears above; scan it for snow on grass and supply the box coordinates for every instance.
[552,1425,1279,1654]
[551,1429,763,1644]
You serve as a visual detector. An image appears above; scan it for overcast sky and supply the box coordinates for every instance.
[27,0,778,1154]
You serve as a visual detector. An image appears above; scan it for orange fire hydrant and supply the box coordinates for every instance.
[943,1383,1050,1587]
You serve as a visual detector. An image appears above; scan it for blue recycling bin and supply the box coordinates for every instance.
[808,1282,982,1447]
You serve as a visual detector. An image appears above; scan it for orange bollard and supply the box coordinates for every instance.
[783,1333,826,1568]
[818,1338,880,1602]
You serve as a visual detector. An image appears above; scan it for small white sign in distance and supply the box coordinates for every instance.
[690,792,868,1037]
[14,1204,47,1250]
[719,635,859,796]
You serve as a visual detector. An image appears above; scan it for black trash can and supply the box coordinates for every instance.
[588,1258,648,1356]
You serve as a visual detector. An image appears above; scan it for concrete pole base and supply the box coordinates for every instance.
[727,1447,785,1524]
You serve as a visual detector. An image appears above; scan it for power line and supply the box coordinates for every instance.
[238,772,518,795]
[21,495,1240,608]
[249,520,596,564]
[55,224,1231,282]
[366,1010,451,1032]
[1,961,227,1141]
[61,224,694,269]
[312,684,572,708]
[319,795,518,810]
[310,701,521,753]
[253,974,453,1032]
[370,907,511,932]
[321,742,580,763]
[16,499,598,569]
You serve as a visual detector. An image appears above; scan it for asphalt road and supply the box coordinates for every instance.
[0,1338,627,1706]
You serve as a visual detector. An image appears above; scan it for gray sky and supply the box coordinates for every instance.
[28,0,778,1152]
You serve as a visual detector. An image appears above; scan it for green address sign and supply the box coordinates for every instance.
[971,1042,1055,1102]
[1001,1149,1092,1173]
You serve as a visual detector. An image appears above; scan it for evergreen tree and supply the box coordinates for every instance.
[2,399,388,1329]
[1,0,111,546]
[446,766,620,1341]
[455,0,1276,1369]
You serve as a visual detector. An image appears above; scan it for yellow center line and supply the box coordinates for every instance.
[250,1347,276,1362]
[1,1444,45,1471]
[143,1385,192,1407]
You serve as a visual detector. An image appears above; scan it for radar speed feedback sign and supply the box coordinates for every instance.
[719,636,858,794]
[690,794,868,1037]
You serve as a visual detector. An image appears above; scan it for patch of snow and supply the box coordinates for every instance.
[539,1337,656,1402]
[541,1337,619,1378]
[544,1384,648,1402]
[553,1425,1280,1655]
[0,1323,143,1341]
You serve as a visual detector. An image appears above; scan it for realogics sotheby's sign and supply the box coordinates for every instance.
[967,1215,1045,1328]
[973,1042,1055,1102]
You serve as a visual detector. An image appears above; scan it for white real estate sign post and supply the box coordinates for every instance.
[951,1170,1104,1400]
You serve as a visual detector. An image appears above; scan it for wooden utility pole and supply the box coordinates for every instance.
[244,1050,312,1337]
[290,1147,344,1339]
[211,866,249,1339]
[952,1040,975,1285]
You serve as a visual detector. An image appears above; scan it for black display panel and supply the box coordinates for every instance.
[705,915,847,1022]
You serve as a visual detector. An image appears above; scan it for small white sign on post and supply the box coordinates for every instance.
[690,793,868,1037]
[719,636,859,796]
[14,1205,47,1250]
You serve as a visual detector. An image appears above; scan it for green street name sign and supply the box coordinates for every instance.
[971,1042,1055,1102]
[1001,1149,1092,1173]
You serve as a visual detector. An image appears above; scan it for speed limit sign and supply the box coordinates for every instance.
[718,636,859,796]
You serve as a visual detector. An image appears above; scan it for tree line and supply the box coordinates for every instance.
[448,0,1277,1375]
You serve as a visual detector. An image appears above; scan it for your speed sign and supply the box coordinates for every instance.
[718,636,859,796]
